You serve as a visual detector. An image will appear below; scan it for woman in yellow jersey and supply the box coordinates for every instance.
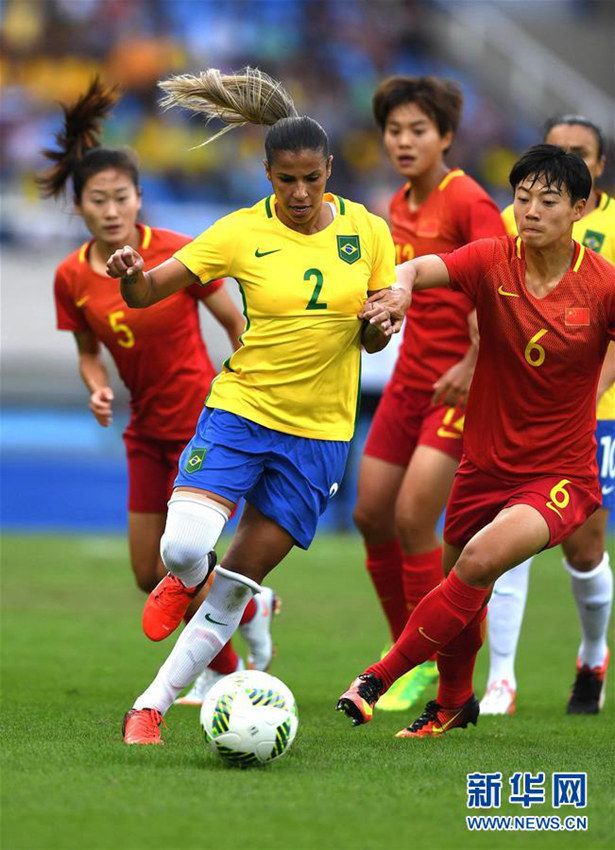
[106,67,408,745]
[483,115,615,717]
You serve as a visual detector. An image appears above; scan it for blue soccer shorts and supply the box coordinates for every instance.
[174,407,350,549]
[596,418,615,509]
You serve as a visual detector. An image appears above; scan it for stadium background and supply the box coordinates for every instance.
[2,0,614,533]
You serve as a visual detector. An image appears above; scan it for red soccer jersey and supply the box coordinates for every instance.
[440,236,615,484]
[54,224,224,441]
[389,169,506,393]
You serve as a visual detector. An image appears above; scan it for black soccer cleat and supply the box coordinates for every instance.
[566,652,609,714]
[395,695,480,737]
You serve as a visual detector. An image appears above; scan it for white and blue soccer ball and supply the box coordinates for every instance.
[200,669,298,767]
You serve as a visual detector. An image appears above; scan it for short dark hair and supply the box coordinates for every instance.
[265,116,329,165]
[509,144,592,204]
[372,75,463,138]
[543,114,605,159]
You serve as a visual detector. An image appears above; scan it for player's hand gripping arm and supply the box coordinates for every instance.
[361,316,392,353]
[359,255,450,335]
[106,247,199,308]
[73,331,114,427]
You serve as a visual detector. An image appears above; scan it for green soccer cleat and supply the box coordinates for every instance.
[376,660,439,711]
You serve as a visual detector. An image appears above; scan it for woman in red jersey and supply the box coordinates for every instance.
[353,76,506,711]
[339,145,615,736]
[39,80,274,703]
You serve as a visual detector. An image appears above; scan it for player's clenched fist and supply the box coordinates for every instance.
[106,246,144,278]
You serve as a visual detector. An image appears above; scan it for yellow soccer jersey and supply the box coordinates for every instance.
[174,193,396,440]
[502,194,615,420]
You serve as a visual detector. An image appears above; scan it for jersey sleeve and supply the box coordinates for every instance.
[439,238,499,302]
[173,217,236,284]
[453,182,507,243]
[186,278,225,303]
[54,266,88,333]
[366,214,396,290]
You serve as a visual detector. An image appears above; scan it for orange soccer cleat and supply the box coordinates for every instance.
[122,708,166,745]
[396,696,479,738]
[142,552,216,641]
[336,673,383,726]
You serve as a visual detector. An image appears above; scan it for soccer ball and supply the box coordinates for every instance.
[200,669,298,767]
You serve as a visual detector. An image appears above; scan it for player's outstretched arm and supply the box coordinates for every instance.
[359,255,450,334]
[107,248,199,308]
[397,254,451,292]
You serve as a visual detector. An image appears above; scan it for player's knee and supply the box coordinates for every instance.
[160,534,204,576]
[454,544,498,588]
[160,495,228,580]
[354,502,387,541]
[562,536,604,572]
[394,504,434,552]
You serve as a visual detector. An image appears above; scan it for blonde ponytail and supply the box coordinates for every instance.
[158,66,298,145]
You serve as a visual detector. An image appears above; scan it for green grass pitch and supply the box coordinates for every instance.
[2,533,613,849]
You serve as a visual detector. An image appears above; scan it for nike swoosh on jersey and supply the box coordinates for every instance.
[75,296,90,307]
[432,708,463,733]
[418,626,441,644]
[204,612,227,626]
[255,248,281,258]
[497,285,519,297]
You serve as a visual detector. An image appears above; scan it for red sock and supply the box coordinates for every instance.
[240,597,257,625]
[209,640,241,675]
[365,539,406,640]
[365,571,490,691]
[401,547,443,611]
[436,607,487,707]
[401,547,443,660]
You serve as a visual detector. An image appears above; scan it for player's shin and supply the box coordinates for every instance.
[365,539,406,640]
[436,607,487,707]
[485,558,531,690]
[365,570,490,690]
[133,567,260,714]
[565,552,613,668]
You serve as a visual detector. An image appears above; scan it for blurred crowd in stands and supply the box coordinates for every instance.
[1,0,611,243]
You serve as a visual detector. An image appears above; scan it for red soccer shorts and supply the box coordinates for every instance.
[444,456,602,550]
[123,432,187,514]
[364,381,465,467]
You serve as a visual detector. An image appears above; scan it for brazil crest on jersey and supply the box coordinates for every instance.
[174,193,396,440]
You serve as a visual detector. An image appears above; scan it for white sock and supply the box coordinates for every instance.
[565,552,613,669]
[134,567,261,713]
[160,494,229,588]
[486,558,532,690]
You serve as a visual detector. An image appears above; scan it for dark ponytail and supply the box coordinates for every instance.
[36,77,139,202]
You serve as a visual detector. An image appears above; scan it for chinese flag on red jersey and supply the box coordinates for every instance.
[565,306,590,326]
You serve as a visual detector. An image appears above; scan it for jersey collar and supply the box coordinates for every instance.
[402,169,465,199]
[78,222,151,263]
[263,192,346,222]
[514,236,585,272]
